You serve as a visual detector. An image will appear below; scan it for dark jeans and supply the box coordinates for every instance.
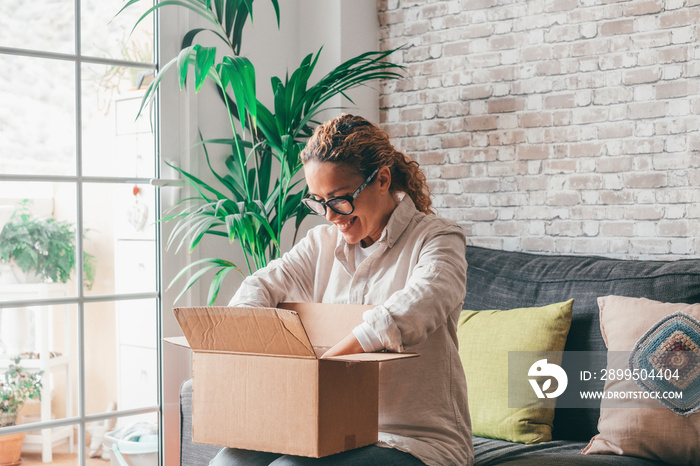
[209,445,426,466]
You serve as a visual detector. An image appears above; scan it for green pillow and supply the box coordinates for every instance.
[458,300,573,444]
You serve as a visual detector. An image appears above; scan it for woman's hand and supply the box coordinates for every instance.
[321,332,364,359]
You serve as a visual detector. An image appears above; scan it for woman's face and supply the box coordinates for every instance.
[304,161,394,246]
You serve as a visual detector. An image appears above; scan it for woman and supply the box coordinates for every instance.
[210,114,472,466]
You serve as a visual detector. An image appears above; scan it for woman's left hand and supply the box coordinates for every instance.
[321,332,364,359]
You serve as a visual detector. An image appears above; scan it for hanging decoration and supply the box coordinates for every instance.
[126,184,148,231]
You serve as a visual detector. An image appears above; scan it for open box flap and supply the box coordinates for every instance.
[278,302,371,348]
[324,352,419,363]
[279,303,418,362]
[173,306,315,357]
[164,336,190,348]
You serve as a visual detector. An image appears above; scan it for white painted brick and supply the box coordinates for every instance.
[635,222,657,236]
[526,95,543,110]
[635,16,657,32]
[603,175,625,190]
[472,223,494,236]
[665,135,687,152]
[501,50,520,64]
[630,238,670,255]
[528,221,546,235]
[472,133,490,147]
[668,169,693,187]
[502,237,521,250]
[666,205,686,219]
[637,190,656,204]
[581,23,597,39]
[581,191,598,205]
[472,194,491,207]
[668,99,690,116]
[527,29,545,44]
[571,237,612,255]
[492,83,511,97]
[606,139,624,155]
[494,23,513,35]
[470,100,488,114]
[635,121,655,137]
[670,237,691,255]
[609,105,627,121]
[663,65,684,79]
[498,207,516,220]
[527,161,543,174]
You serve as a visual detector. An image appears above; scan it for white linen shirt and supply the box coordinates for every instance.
[229,196,473,466]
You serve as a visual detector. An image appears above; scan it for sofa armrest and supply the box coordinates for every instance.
[180,378,222,465]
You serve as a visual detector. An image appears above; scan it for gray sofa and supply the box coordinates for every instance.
[180,246,700,465]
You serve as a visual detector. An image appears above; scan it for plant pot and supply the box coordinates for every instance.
[0,413,17,429]
[0,263,43,285]
[0,432,25,466]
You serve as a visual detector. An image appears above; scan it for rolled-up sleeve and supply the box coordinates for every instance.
[363,223,467,352]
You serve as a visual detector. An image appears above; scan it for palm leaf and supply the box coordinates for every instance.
[168,257,241,304]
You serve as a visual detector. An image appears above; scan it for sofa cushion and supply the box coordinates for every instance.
[458,300,573,444]
[582,296,700,464]
[464,246,700,441]
[474,437,664,465]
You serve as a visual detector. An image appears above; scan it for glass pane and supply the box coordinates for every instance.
[85,299,158,416]
[83,183,156,296]
[0,182,79,300]
[0,55,76,176]
[0,304,78,429]
[4,412,159,465]
[8,425,78,465]
[82,63,156,178]
[0,0,75,54]
[89,412,159,465]
[82,0,154,63]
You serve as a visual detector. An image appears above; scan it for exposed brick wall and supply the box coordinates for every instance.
[378,0,700,258]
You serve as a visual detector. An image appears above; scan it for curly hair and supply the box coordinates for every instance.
[300,114,434,215]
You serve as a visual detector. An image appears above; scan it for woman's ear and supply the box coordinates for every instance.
[376,166,392,194]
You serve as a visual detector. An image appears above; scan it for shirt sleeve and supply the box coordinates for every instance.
[352,322,385,352]
[228,227,321,307]
[363,222,467,352]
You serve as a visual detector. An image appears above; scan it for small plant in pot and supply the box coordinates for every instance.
[0,358,42,466]
[0,200,95,289]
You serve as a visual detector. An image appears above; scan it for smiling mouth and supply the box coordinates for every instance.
[335,216,357,233]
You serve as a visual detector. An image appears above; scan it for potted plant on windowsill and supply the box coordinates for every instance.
[119,0,405,304]
[0,358,42,466]
[0,200,96,288]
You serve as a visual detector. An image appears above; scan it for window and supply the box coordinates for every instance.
[0,1,162,464]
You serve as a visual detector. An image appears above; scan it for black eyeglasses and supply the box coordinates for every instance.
[302,167,380,216]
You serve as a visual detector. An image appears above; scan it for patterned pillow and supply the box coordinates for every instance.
[583,296,700,463]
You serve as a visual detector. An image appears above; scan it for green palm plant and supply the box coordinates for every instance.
[119,0,404,304]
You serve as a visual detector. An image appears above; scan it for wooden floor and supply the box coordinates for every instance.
[20,451,110,465]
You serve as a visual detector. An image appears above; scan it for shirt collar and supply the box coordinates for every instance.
[384,195,418,248]
[334,194,419,257]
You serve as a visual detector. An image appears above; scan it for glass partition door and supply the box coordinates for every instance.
[0,1,161,465]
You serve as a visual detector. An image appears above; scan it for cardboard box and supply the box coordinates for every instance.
[167,302,417,458]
